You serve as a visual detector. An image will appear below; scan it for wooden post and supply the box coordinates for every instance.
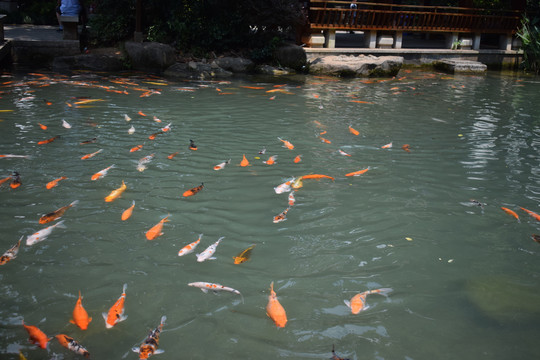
[324,29,336,48]
[0,14,6,43]
[134,0,143,42]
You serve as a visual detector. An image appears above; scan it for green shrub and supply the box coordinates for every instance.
[517,15,540,74]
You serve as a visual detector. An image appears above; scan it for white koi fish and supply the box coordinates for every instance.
[188,282,244,302]
[196,237,224,262]
[124,114,131,121]
[137,154,155,172]
[132,315,166,359]
[274,178,295,194]
[91,164,115,181]
[26,220,66,246]
[178,234,202,256]
[128,125,135,134]
[213,159,231,171]
[62,119,72,129]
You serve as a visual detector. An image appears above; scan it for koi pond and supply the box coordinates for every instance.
[0,69,539,360]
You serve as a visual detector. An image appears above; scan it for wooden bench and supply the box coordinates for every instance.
[60,15,79,40]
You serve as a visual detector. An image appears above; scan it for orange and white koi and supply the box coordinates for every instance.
[91,164,115,180]
[137,154,154,172]
[145,215,170,240]
[122,200,135,221]
[102,283,128,329]
[214,159,231,170]
[520,207,540,221]
[22,321,51,349]
[167,151,179,160]
[62,119,72,129]
[278,137,294,150]
[124,114,131,121]
[239,154,251,167]
[81,148,103,160]
[381,142,393,149]
[264,155,277,165]
[344,288,393,314]
[338,149,352,156]
[130,144,143,152]
[39,200,78,224]
[38,135,60,145]
[189,139,197,150]
[178,234,202,256]
[259,147,266,155]
[161,123,171,132]
[274,178,294,194]
[183,183,204,197]
[501,207,520,222]
[10,171,21,189]
[288,191,296,206]
[0,236,23,265]
[132,315,166,359]
[55,334,90,358]
[46,176,67,189]
[105,180,126,202]
[233,245,255,264]
[188,282,243,301]
[345,168,369,177]
[266,281,287,328]
[349,126,360,136]
[293,155,302,163]
[0,154,31,159]
[273,207,290,223]
[26,220,66,246]
[196,236,224,262]
[70,291,92,330]
[319,136,331,144]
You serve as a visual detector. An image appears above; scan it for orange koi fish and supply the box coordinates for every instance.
[80,138,97,145]
[501,207,520,222]
[266,282,287,328]
[145,215,170,240]
[81,148,103,160]
[183,183,204,197]
[102,283,128,329]
[91,164,115,181]
[138,111,147,116]
[74,98,104,105]
[0,236,22,265]
[39,200,78,224]
[264,155,277,165]
[239,154,251,167]
[148,131,163,140]
[132,316,166,359]
[167,151,179,160]
[22,321,51,349]
[55,334,90,358]
[214,159,231,170]
[402,144,411,152]
[46,176,67,190]
[345,168,369,177]
[10,171,21,189]
[520,207,540,221]
[189,139,197,151]
[130,144,143,152]
[70,291,92,330]
[293,155,302,163]
[381,142,393,149]
[344,288,393,314]
[319,136,331,144]
[178,234,202,256]
[273,207,290,223]
[300,174,335,181]
[338,149,352,156]
[121,200,135,221]
[278,137,294,150]
[105,180,126,202]
[38,123,47,130]
[233,245,255,264]
[349,126,360,136]
[37,135,60,145]
[0,176,10,186]
[288,191,296,206]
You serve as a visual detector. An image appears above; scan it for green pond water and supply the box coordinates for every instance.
[0,69,539,360]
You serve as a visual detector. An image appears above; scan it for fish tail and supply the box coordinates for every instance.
[122,283,128,294]
[160,315,167,325]
[55,220,67,228]
[375,288,393,297]
[69,200,80,207]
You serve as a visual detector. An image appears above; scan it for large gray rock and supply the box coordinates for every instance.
[52,49,126,72]
[213,57,255,73]
[124,41,176,73]
[274,44,307,72]
[164,62,233,80]
[309,55,403,77]
[434,59,487,73]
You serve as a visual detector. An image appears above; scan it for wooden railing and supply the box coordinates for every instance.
[309,1,522,34]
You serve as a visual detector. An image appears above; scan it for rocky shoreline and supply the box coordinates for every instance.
[51,41,403,79]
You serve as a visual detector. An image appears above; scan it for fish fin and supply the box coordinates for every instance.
[160,315,167,324]
[69,319,75,324]
[154,350,164,354]
[131,347,140,353]
[70,200,80,207]
[209,257,217,260]
[55,220,67,228]
[200,288,209,293]
[343,300,351,309]
[89,317,92,322]
[102,312,108,321]
[377,288,393,297]
[119,315,128,322]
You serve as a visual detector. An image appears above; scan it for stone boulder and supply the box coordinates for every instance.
[256,64,293,76]
[308,55,403,77]
[213,57,255,73]
[274,44,307,72]
[52,48,126,72]
[124,41,176,73]
[164,62,233,80]
[434,59,487,74]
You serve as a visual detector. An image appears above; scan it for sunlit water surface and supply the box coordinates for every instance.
[0,69,539,360]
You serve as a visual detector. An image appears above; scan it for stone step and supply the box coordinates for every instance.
[434,59,487,73]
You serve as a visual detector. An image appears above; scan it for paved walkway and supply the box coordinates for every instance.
[5,24,64,42]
